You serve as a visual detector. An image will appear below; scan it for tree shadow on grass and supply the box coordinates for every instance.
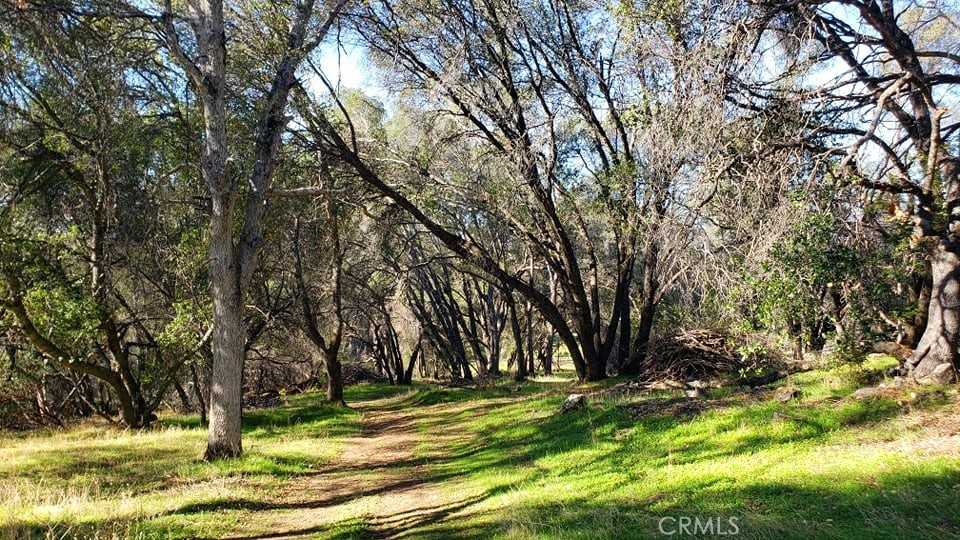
[7,379,957,539]
[2,443,197,495]
[397,468,960,540]
[363,378,576,412]
[162,394,357,438]
[169,474,443,515]
[208,489,511,539]
[344,383,420,403]
[0,392,366,540]
[171,384,957,539]
[188,467,960,540]
[10,465,957,540]
[3,395,360,493]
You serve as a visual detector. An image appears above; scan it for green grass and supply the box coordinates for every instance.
[402,356,960,539]
[2,358,959,539]
[0,389,362,539]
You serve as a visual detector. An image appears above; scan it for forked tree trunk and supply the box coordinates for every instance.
[621,240,659,376]
[508,294,527,382]
[907,244,960,383]
[401,339,421,385]
[163,0,346,461]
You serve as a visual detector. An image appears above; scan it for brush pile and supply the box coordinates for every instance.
[342,362,387,385]
[640,329,744,380]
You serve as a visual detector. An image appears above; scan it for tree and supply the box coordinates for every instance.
[155,0,347,458]
[0,5,209,427]
[291,174,348,405]
[755,0,960,382]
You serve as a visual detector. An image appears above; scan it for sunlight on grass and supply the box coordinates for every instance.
[0,390,361,538]
[409,359,960,539]
[2,362,958,539]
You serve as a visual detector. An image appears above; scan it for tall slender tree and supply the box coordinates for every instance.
[156,0,346,458]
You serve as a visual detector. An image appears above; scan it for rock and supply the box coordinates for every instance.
[917,363,957,385]
[560,394,587,413]
[774,387,801,402]
[684,388,703,399]
[796,361,815,372]
[772,411,799,422]
[852,386,883,400]
[882,376,907,389]
[872,342,913,360]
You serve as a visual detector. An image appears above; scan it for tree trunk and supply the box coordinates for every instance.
[621,240,659,376]
[174,380,192,412]
[204,211,244,460]
[525,255,536,377]
[461,355,474,381]
[525,305,535,377]
[324,348,345,405]
[617,299,655,376]
[508,294,527,382]
[543,269,557,375]
[486,283,504,375]
[901,259,932,347]
[165,0,346,460]
[115,388,142,428]
[191,363,208,425]
[584,353,605,380]
[617,288,632,369]
[907,244,960,382]
[488,338,502,376]
[401,339,421,385]
[543,331,554,375]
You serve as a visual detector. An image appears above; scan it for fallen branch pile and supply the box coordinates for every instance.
[640,329,742,380]
[342,362,387,385]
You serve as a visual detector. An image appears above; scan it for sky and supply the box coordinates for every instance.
[314,41,390,105]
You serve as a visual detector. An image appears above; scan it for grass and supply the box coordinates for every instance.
[2,356,959,539]
[402,356,960,539]
[0,389,361,539]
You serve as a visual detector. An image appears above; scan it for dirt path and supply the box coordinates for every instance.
[222,392,482,539]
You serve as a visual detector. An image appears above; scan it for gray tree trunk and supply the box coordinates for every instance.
[908,244,960,383]
[162,0,345,460]
[205,208,244,459]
